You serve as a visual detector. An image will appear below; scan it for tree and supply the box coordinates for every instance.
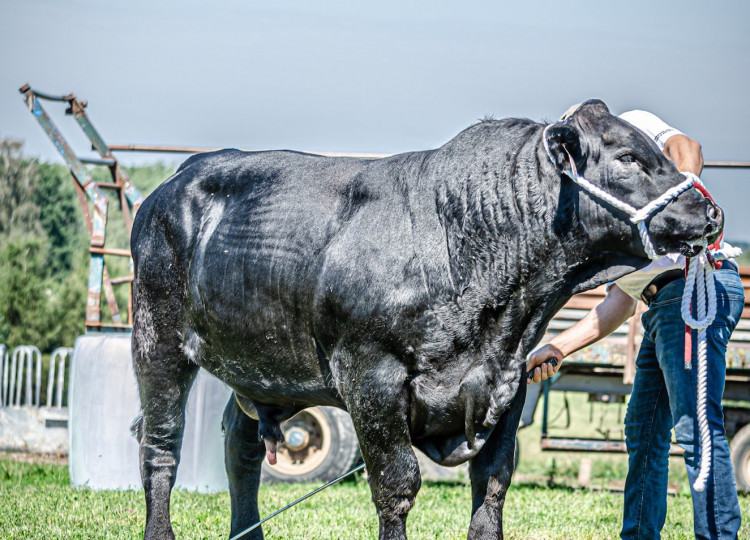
[0,235,52,348]
[0,139,42,237]
[36,162,87,274]
[0,140,88,349]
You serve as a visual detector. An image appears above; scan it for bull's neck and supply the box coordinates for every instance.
[435,125,574,297]
[431,122,644,349]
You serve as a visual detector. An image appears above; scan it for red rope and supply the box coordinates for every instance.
[684,263,693,369]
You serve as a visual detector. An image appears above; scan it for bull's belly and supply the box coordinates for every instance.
[182,324,343,408]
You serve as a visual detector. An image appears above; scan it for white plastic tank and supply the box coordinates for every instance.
[68,333,231,492]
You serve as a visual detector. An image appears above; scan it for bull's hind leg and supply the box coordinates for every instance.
[467,380,526,540]
[132,329,199,540]
[340,352,421,540]
[223,394,266,539]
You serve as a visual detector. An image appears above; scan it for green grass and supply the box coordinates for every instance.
[2,453,749,539]
[516,391,692,492]
[1,392,749,538]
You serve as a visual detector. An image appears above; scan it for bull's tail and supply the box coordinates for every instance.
[130,413,144,443]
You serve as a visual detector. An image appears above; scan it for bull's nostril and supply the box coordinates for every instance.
[704,203,724,245]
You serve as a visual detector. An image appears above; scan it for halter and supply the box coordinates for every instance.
[542,124,701,260]
[542,124,740,492]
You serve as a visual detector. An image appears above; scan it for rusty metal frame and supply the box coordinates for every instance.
[19,84,143,331]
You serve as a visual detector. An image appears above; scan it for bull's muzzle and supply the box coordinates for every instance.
[705,200,723,245]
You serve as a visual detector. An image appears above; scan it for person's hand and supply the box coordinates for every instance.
[525,344,564,385]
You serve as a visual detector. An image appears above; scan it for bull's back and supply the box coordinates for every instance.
[131,150,374,400]
[135,149,364,315]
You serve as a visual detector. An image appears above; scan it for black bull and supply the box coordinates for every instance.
[131,100,721,539]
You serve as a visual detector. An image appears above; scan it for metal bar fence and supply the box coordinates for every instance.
[0,345,72,408]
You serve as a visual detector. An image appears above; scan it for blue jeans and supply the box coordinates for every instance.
[621,265,745,540]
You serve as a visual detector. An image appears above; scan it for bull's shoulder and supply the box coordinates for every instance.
[441,117,541,152]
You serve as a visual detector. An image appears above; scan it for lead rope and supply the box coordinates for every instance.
[682,240,742,492]
[541,125,739,492]
[682,249,716,492]
[229,463,366,540]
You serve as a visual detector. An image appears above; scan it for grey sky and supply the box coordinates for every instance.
[2,0,749,240]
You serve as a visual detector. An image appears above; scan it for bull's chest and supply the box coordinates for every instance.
[406,357,523,466]
[407,334,523,433]
[403,298,544,464]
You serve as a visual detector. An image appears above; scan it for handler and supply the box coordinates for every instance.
[526,107,744,539]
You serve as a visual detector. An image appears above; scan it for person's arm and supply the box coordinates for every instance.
[618,110,703,175]
[525,285,637,384]
[663,134,703,176]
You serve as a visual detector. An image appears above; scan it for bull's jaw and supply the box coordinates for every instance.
[567,253,647,296]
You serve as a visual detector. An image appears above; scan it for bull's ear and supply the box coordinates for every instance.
[544,122,584,172]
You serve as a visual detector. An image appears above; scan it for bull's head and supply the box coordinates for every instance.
[543,99,722,261]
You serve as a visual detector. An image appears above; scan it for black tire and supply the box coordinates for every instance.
[261,406,361,484]
[731,423,750,492]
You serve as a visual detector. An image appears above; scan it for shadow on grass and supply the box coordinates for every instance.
[421,479,468,489]
[512,479,578,492]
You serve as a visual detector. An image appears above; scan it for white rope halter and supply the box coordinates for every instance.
[541,124,739,492]
[542,124,701,260]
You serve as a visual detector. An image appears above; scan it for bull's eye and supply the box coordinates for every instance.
[617,153,637,164]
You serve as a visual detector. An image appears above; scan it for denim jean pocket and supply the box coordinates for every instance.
[712,324,731,343]
[647,297,682,309]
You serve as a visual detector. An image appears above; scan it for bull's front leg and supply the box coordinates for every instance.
[340,352,421,540]
[467,378,526,540]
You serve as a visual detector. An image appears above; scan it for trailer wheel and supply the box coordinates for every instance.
[731,423,750,492]
[261,406,361,483]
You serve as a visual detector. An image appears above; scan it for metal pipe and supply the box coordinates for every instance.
[25,352,32,406]
[0,345,7,407]
[47,353,56,408]
[56,352,66,408]
[541,378,550,438]
[79,156,116,166]
[704,161,750,169]
[106,143,390,160]
[540,437,685,456]
[14,349,26,406]
[18,84,73,102]
[89,247,131,257]
[8,349,18,406]
[34,348,42,407]
[107,144,223,154]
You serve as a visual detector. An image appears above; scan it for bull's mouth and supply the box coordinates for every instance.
[679,242,704,257]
